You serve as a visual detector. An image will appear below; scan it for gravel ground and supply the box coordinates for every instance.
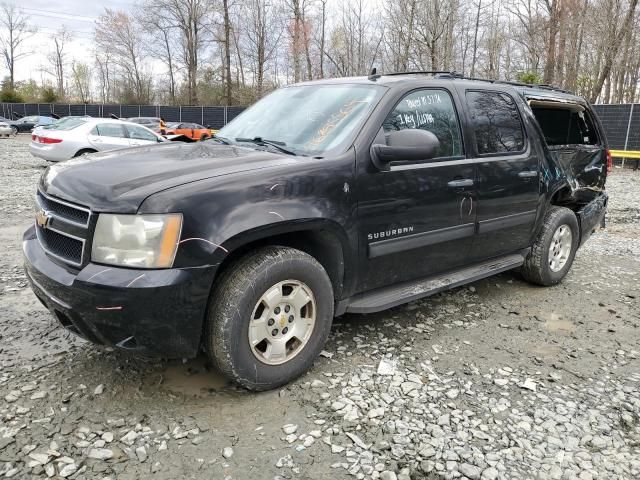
[0,135,639,480]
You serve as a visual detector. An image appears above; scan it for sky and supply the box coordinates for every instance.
[9,0,135,83]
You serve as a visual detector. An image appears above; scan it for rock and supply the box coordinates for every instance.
[28,453,49,465]
[446,388,459,399]
[59,463,77,478]
[135,446,147,462]
[222,447,234,459]
[87,448,114,460]
[459,463,482,479]
[380,471,397,480]
[331,444,345,454]
[494,378,509,386]
[311,379,326,388]
[282,424,298,435]
[377,359,397,376]
[520,378,537,391]
[345,432,369,450]
[481,466,499,480]
[101,432,114,443]
[303,436,315,447]
[94,384,105,395]
[120,430,138,446]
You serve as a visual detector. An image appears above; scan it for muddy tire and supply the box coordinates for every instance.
[521,206,579,286]
[205,246,334,391]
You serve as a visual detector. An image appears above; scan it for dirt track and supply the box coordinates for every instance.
[1,134,638,480]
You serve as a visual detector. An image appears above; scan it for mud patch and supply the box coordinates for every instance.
[543,313,575,333]
[160,355,229,396]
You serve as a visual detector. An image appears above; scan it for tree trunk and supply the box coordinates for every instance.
[589,0,639,102]
[223,0,233,106]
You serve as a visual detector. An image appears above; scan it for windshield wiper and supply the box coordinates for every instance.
[235,137,297,156]
[211,135,232,145]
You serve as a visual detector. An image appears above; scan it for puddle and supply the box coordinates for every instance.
[160,355,228,396]
[543,313,575,333]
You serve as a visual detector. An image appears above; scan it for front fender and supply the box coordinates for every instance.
[138,151,358,284]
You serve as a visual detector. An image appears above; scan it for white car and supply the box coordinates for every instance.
[0,122,14,137]
[29,117,165,162]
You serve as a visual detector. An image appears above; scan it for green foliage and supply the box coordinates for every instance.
[0,77,24,102]
[41,87,59,103]
[15,80,41,102]
[515,71,542,85]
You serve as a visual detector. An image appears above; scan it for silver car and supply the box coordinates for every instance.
[0,122,14,137]
[29,118,164,162]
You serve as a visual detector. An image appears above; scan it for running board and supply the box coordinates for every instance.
[344,254,525,314]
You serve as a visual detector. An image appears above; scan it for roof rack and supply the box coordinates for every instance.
[385,71,463,79]
[382,71,574,95]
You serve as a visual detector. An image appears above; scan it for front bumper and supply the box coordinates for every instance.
[23,225,216,358]
[577,191,608,246]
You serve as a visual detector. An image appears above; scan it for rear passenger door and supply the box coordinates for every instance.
[462,89,540,261]
[88,123,130,151]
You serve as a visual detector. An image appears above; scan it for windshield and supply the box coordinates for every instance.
[217,84,385,155]
[47,117,88,131]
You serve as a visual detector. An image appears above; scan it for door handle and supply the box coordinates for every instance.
[518,170,538,178]
[448,179,474,188]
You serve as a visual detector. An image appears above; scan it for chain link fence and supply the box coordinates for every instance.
[0,103,246,130]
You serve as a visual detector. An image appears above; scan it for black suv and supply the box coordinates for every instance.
[23,73,608,390]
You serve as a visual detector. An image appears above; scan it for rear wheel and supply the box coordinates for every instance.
[205,246,334,391]
[73,149,97,157]
[200,134,208,141]
[521,206,579,286]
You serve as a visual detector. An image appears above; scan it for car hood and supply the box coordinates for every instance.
[40,142,297,213]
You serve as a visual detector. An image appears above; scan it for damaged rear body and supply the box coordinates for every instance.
[519,90,609,246]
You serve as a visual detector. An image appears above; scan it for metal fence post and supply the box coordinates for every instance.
[622,104,634,168]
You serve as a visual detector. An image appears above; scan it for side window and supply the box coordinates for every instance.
[465,91,525,154]
[383,89,463,158]
[531,106,599,146]
[95,123,127,138]
[128,125,158,141]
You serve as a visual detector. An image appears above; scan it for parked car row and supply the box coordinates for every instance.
[30,118,166,162]
[0,115,57,134]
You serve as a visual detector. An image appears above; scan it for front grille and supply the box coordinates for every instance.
[37,227,84,265]
[36,191,90,226]
[35,190,92,267]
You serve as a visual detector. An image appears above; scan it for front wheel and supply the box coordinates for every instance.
[521,206,579,286]
[10,126,17,136]
[205,246,334,391]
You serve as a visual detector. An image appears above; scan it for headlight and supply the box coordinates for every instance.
[92,214,182,268]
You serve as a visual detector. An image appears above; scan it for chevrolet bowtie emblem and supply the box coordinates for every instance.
[36,210,52,229]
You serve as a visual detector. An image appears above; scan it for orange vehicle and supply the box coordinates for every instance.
[164,122,213,141]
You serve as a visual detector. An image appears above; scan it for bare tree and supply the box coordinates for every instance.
[95,9,151,103]
[71,61,91,103]
[46,27,71,99]
[136,5,179,104]
[0,2,35,90]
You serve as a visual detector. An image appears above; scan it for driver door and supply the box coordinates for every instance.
[356,87,476,292]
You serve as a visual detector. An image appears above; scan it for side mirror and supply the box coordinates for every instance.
[370,129,440,171]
